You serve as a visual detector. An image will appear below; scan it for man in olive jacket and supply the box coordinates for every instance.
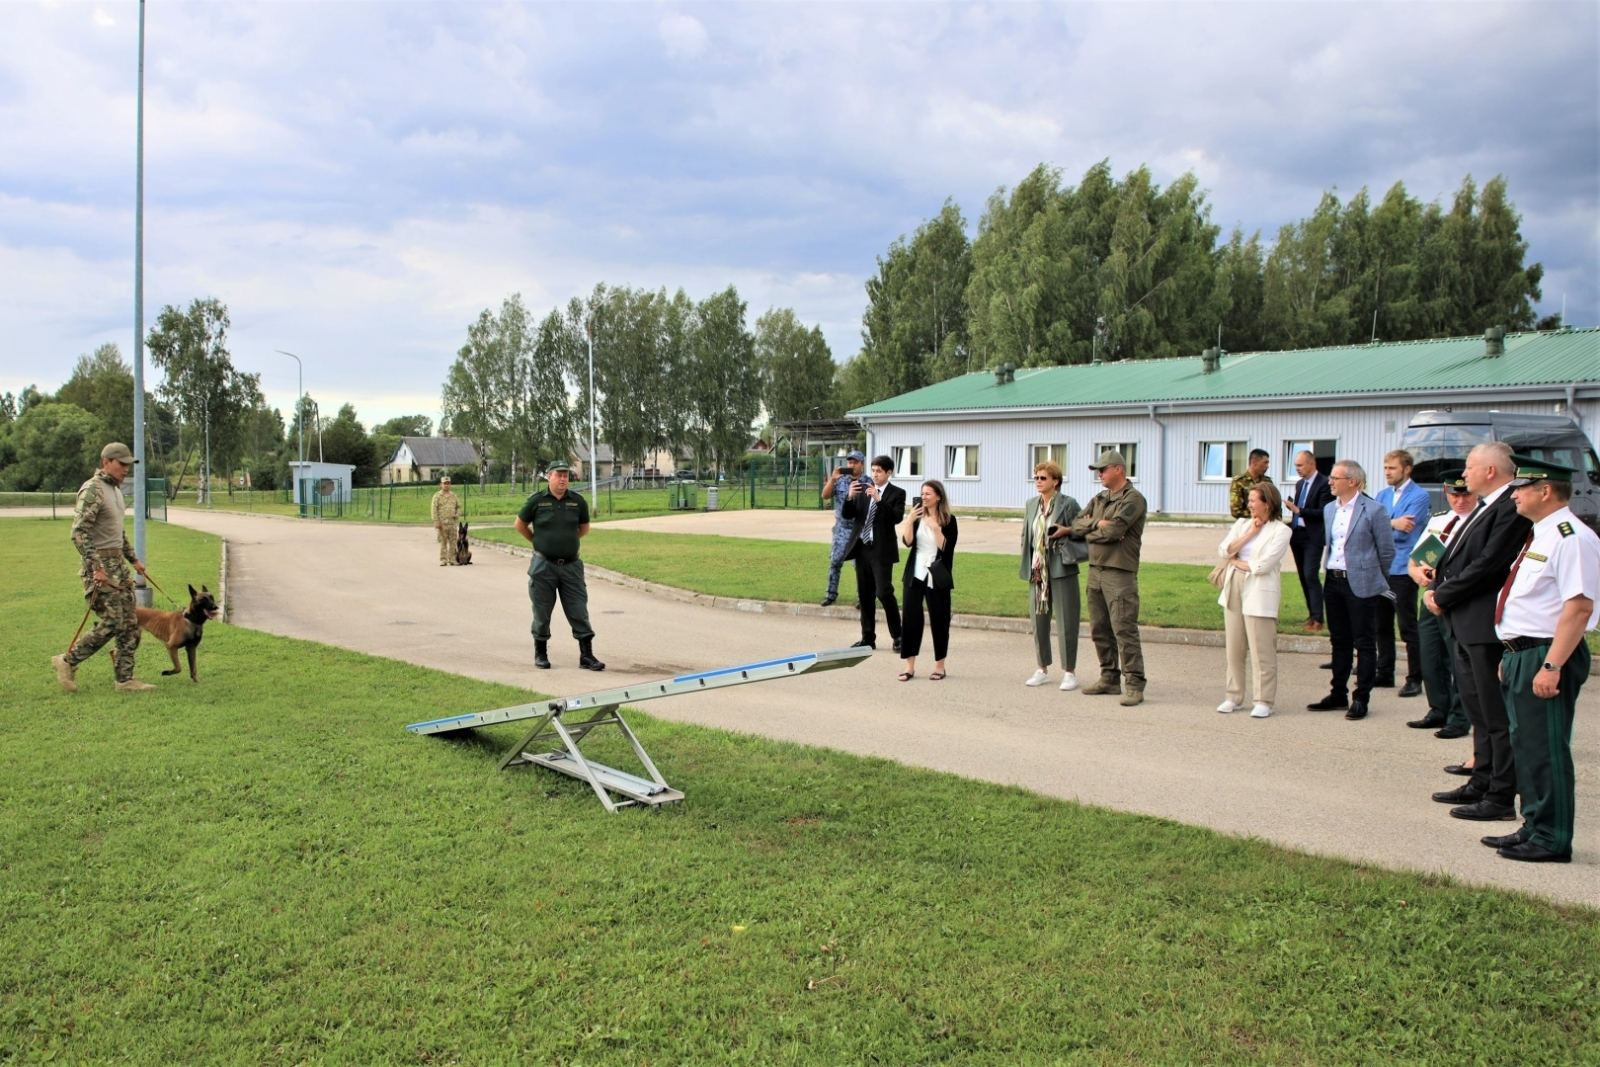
[1069,450,1148,705]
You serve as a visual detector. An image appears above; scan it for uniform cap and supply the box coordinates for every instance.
[1439,469,1471,493]
[1508,453,1579,487]
[101,442,137,464]
[846,450,865,462]
[1089,449,1126,471]
[439,475,452,483]
[546,461,574,475]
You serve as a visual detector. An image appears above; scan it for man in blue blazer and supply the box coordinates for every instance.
[1284,450,1334,631]
[1307,460,1394,720]
[1374,449,1434,696]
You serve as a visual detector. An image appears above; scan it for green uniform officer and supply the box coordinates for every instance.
[1406,470,1477,737]
[1488,455,1599,863]
[1070,449,1148,706]
[515,461,604,672]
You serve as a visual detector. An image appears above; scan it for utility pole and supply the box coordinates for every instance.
[131,0,149,605]
[587,316,598,501]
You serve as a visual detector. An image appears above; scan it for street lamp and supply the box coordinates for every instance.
[131,0,149,605]
[584,290,625,501]
[276,350,305,465]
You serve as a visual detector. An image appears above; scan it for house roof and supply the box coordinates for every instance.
[849,328,1600,418]
[395,437,480,466]
[572,443,616,463]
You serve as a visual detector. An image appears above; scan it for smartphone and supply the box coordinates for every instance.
[1047,524,1064,538]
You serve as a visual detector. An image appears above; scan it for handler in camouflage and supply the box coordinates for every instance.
[1228,449,1271,519]
[52,443,155,692]
[431,476,463,566]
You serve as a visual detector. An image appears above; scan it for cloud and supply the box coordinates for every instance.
[659,13,710,59]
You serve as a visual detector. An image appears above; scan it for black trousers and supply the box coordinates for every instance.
[1375,573,1420,684]
[1289,530,1324,623]
[900,576,950,661]
[1324,574,1379,703]
[1454,638,1517,808]
[854,551,901,647]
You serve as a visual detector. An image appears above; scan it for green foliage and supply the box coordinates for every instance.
[317,403,380,487]
[53,343,135,445]
[373,414,433,437]
[0,402,102,491]
[756,307,839,423]
[145,298,264,494]
[575,284,689,470]
[690,286,763,473]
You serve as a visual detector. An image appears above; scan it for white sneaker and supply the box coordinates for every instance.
[1250,704,1272,718]
[1216,699,1241,714]
[1059,672,1079,691]
[1025,668,1050,687]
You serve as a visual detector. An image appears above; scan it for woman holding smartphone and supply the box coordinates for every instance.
[897,480,958,681]
[1022,460,1084,690]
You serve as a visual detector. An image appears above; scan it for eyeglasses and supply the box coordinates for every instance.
[1033,475,1052,481]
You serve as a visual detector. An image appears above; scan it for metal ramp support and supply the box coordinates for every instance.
[406,646,872,811]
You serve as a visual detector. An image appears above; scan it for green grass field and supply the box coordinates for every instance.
[5,518,1598,1064]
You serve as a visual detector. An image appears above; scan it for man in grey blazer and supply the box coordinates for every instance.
[1307,460,1394,720]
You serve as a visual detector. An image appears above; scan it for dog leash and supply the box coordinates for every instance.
[139,570,180,607]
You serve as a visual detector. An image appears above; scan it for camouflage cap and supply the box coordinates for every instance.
[1089,449,1126,471]
[101,442,138,464]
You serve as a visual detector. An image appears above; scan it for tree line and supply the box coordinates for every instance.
[839,162,1551,408]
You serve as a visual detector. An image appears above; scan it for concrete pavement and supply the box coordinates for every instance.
[168,509,1598,907]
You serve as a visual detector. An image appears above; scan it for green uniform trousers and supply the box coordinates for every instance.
[1086,566,1143,689]
[68,555,140,683]
[1501,642,1590,856]
[528,556,595,642]
[1031,571,1080,671]
[1417,604,1470,731]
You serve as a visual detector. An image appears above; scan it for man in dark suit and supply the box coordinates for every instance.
[1284,449,1334,631]
[844,454,907,652]
[1423,441,1534,822]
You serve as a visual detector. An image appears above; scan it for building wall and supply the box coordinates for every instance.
[865,397,1600,514]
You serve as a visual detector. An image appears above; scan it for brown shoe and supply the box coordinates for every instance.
[1119,688,1145,707]
[52,654,78,693]
[1304,620,1323,632]
[1080,676,1122,696]
[115,679,157,692]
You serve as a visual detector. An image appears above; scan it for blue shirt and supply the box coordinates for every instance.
[1375,480,1431,575]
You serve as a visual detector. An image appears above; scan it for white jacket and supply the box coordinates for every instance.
[1216,518,1292,618]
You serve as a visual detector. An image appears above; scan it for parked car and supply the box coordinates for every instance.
[1401,410,1600,531]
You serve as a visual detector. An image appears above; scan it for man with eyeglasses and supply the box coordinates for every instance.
[52,442,155,692]
[1306,460,1392,721]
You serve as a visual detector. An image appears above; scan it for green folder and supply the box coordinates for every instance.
[1409,532,1446,568]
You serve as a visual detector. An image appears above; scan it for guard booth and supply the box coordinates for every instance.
[289,461,354,518]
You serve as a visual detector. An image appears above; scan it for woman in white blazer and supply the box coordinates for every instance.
[1216,482,1292,718]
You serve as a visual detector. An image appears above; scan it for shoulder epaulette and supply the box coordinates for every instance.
[1558,521,1574,537]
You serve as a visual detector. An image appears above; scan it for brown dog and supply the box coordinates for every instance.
[136,584,220,681]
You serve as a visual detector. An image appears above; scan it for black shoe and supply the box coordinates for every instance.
[850,639,876,650]
[1481,830,1526,849]
[892,638,901,654]
[1306,695,1349,711]
[578,638,606,672]
[1373,677,1395,689]
[1432,785,1483,805]
[1343,701,1368,721]
[820,594,837,607]
[1319,662,1333,670]
[1407,715,1446,729]
[1450,800,1518,822]
[533,640,551,670]
[1398,680,1424,698]
[1498,841,1571,863]
[1434,724,1470,739]
[1443,763,1474,777]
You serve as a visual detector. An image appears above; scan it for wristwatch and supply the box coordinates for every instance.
[1542,662,1560,672]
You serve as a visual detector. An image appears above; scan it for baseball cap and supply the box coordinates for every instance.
[1089,449,1126,471]
[101,442,138,464]
[846,450,865,462]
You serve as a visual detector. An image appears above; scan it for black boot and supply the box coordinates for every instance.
[534,640,551,670]
[579,638,605,671]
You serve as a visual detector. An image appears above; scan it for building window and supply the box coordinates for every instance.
[892,446,923,478]
[946,445,980,479]
[1093,442,1138,480]
[1284,439,1337,478]
[1029,443,1067,478]
[1200,441,1249,481]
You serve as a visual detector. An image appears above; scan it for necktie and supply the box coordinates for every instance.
[862,493,877,543]
[1494,532,1535,626]
[1441,515,1459,541]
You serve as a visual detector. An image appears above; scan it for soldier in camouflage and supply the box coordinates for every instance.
[53,443,155,692]
[1228,449,1271,519]
[431,476,463,566]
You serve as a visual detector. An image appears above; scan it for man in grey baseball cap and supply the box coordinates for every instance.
[1069,449,1149,704]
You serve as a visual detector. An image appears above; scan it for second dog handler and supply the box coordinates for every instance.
[431,476,462,566]
[515,461,605,672]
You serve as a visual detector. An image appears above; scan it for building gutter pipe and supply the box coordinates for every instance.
[1567,383,1582,431]
[1147,403,1168,514]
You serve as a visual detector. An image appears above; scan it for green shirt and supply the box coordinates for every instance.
[518,488,589,560]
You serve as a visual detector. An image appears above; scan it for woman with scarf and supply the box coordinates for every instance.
[1022,460,1084,690]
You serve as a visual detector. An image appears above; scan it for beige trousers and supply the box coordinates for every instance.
[1223,578,1278,706]
[437,524,457,565]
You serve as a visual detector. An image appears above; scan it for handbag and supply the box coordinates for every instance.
[1207,559,1230,590]
[1058,534,1090,564]
[927,555,954,591]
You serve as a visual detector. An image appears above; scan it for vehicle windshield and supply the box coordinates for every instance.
[1400,424,1493,483]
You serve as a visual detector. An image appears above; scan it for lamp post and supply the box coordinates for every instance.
[276,350,304,505]
[131,0,149,605]
[583,290,625,501]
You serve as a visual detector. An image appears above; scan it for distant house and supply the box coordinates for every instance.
[383,437,481,484]
[569,444,694,480]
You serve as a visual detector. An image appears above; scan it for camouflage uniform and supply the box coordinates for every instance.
[1229,472,1268,519]
[431,488,463,565]
[66,470,141,682]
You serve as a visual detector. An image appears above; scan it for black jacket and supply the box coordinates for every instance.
[1431,489,1533,645]
[900,515,959,588]
[1289,472,1335,544]
[842,479,906,564]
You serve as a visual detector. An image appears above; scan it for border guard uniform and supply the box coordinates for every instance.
[518,462,604,671]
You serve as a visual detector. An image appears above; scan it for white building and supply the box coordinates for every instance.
[849,329,1600,514]
[288,461,356,504]
[383,437,481,484]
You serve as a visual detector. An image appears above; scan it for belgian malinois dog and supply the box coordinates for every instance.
[136,585,220,681]
[456,522,473,565]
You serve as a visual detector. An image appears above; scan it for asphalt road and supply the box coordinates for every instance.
[168,509,1599,907]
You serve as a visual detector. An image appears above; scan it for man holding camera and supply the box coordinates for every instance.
[820,450,866,606]
[843,455,906,652]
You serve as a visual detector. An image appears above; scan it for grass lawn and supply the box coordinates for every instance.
[5,518,1598,1064]
[476,527,1315,633]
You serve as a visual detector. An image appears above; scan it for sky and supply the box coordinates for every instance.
[2,0,1596,428]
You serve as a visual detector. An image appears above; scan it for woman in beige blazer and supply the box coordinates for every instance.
[1216,482,1292,718]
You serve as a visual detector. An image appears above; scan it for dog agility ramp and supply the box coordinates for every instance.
[406,646,872,811]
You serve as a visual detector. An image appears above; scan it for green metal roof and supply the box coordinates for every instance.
[849,329,1600,416]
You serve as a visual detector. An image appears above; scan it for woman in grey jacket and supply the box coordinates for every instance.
[1022,460,1085,690]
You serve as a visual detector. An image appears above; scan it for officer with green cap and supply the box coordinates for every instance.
[1486,454,1598,862]
[52,443,155,692]
[1069,449,1148,705]
[1406,470,1477,738]
[514,461,604,671]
